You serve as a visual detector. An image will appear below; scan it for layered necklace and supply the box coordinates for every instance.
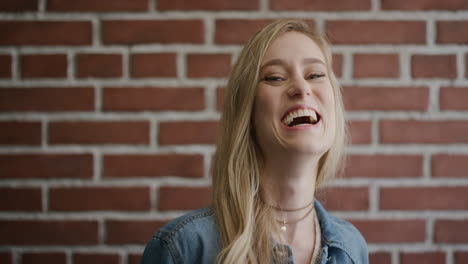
[270,200,315,232]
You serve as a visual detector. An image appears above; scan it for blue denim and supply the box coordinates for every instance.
[141,200,368,264]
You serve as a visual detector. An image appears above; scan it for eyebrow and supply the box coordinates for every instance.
[260,57,326,72]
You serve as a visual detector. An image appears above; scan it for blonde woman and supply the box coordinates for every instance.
[141,19,368,264]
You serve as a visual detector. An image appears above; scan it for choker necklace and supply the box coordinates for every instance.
[269,200,314,212]
[276,204,315,232]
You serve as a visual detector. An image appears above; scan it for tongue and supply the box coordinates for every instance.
[289,116,311,127]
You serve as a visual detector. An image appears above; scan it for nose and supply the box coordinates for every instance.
[287,76,311,98]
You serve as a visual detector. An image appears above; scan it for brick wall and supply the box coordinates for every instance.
[1,0,468,263]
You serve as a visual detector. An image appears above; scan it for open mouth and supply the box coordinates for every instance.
[281,108,321,127]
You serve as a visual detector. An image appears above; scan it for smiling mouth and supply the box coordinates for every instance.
[281,108,321,127]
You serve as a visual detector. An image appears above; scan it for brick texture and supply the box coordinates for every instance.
[131,53,177,78]
[102,20,204,44]
[103,154,204,178]
[318,187,369,211]
[0,252,12,264]
[0,21,91,45]
[73,253,119,264]
[22,252,66,264]
[0,154,92,179]
[0,187,42,211]
[158,186,211,211]
[49,187,151,211]
[440,87,468,110]
[343,86,429,111]
[76,53,122,78]
[0,220,98,245]
[348,120,372,145]
[49,121,149,145]
[353,54,399,78]
[21,54,67,78]
[343,155,423,178]
[412,55,457,78]
[0,55,12,78]
[158,0,258,10]
[47,0,148,12]
[128,254,143,264]
[437,21,468,44]
[326,21,426,44]
[400,252,446,264]
[382,0,468,10]
[369,252,391,264]
[106,220,167,244]
[351,219,426,243]
[0,87,94,112]
[435,220,468,243]
[159,121,219,145]
[187,54,231,78]
[432,155,468,178]
[271,0,370,10]
[380,187,468,210]
[0,0,37,12]
[102,87,205,111]
[380,120,468,144]
[455,252,468,264]
[0,121,41,145]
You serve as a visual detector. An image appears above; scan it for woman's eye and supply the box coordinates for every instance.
[263,76,285,82]
[307,73,325,79]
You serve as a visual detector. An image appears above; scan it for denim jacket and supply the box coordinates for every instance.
[141,200,369,264]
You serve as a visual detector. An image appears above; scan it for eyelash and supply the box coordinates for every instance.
[262,73,326,82]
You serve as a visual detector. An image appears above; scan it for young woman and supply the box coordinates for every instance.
[141,19,368,264]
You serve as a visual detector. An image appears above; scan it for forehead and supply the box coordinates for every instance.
[261,31,325,65]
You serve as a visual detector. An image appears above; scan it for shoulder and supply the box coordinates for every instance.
[315,201,368,264]
[141,207,221,264]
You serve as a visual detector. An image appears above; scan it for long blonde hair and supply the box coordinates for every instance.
[212,19,347,264]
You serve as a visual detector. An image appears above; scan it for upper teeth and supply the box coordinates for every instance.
[282,108,318,125]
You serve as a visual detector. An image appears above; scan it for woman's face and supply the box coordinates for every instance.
[253,31,336,157]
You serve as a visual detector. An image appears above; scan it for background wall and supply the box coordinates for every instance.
[1,0,468,263]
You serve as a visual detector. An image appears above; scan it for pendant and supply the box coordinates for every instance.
[280,220,287,232]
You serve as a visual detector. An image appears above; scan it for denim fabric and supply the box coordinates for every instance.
[141,200,368,264]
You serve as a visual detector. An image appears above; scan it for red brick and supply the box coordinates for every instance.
[73,253,119,264]
[435,220,468,243]
[158,186,211,211]
[47,0,148,12]
[0,87,94,112]
[216,87,225,111]
[343,155,423,178]
[455,252,468,264]
[343,86,429,111]
[432,155,468,178]
[0,154,92,179]
[353,54,399,78]
[437,21,468,44]
[102,20,204,44]
[103,87,204,111]
[440,87,468,110]
[327,20,426,44]
[317,187,369,211]
[214,19,315,45]
[0,220,98,245]
[380,187,468,210]
[159,121,219,145]
[0,121,41,145]
[380,120,468,144]
[0,252,12,264]
[106,220,167,244]
[128,254,142,264]
[0,21,91,46]
[187,54,231,78]
[369,252,391,264]
[382,0,468,10]
[0,187,41,211]
[401,252,446,264]
[0,55,12,78]
[49,121,149,145]
[412,55,456,78]
[332,54,343,77]
[21,54,67,78]
[131,53,176,78]
[49,187,150,211]
[22,252,66,264]
[351,219,426,243]
[158,0,258,10]
[348,120,371,145]
[271,0,370,10]
[466,55,468,78]
[0,0,37,11]
[76,53,122,78]
[103,154,203,178]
